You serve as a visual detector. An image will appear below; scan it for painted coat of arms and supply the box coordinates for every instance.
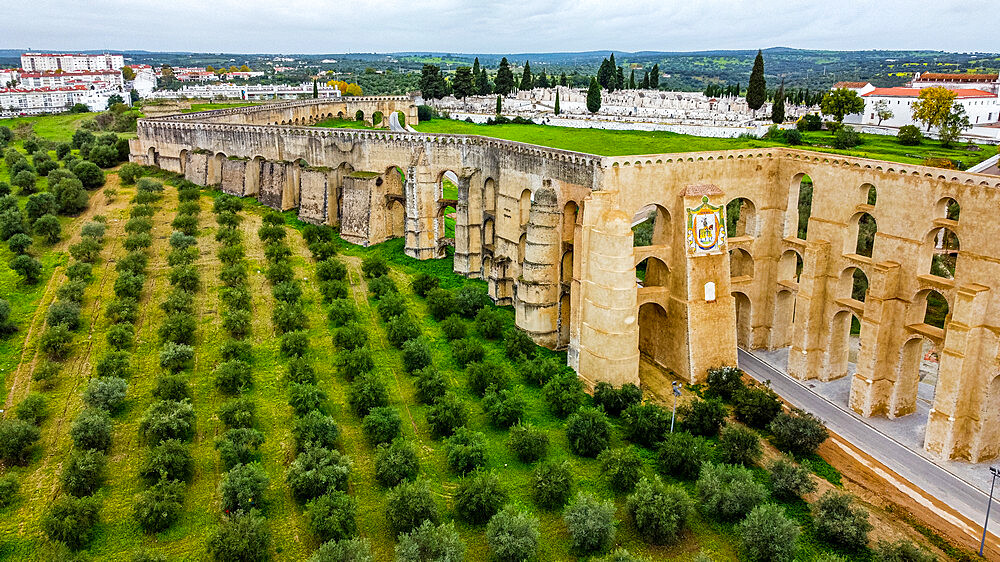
[686,196,727,255]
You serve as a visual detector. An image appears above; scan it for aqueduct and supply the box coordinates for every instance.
[131,97,1000,463]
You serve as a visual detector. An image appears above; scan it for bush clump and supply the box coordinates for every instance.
[532,460,573,509]
[563,492,616,554]
[598,446,645,493]
[289,383,326,415]
[626,475,694,545]
[139,399,196,444]
[82,376,128,414]
[220,462,269,513]
[454,470,507,524]
[543,371,587,418]
[140,439,194,484]
[414,367,447,404]
[592,382,642,417]
[678,397,728,437]
[61,449,107,497]
[486,505,539,562]
[717,425,763,466]
[208,511,271,562]
[0,418,40,465]
[361,255,388,278]
[656,431,714,480]
[71,408,112,452]
[15,393,48,425]
[897,125,923,146]
[395,521,465,562]
[707,366,745,400]
[362,407,401,445]
[426,392,467,438]
[813,491,872,550]
[768,457,817,500]
[769,411,829,457]
[293,410,340,452]
[306,490,357,543]
[401,337,432,373]
[621,403,672,447]
[385,479,440,535]
[873,539,936,562]
[348,373,389,417]
[445,427,488,474]
[135,478,185,533]
[386,314,421,348]
[467,359,507,396]
[565,406,612,457]
[326,299,358,326]
[482,386,527,428]
[218,396,256,428]
[696,462,767,521]
[216,428,265,470]
[733,385,783,429]
[508,423,549,463]
[214,359,253,394]
[42,495,100,550]
[287,446,352,503]
[374,439,420,488]
[339,348,374,381]
[738,503,801,562]
[410,272,439,297]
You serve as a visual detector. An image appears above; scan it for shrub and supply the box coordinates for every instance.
[706,366,745,400]
[150,376,188,404]
[527,459,574,510]
[40,324,73,359]
[361,255,388,278]
[217,244,246,266]
[471,306,504,339]
[599,446,645,493]
[395,521,465,562]
[445,427,488,474]
[140,439,194,484]
[327,299,358,326]
[124,232,152,251]
[519,355,562,387]
[293,410,341,452]
[118,162,143,184]
[168,264,199,292]
[307,491,357,543]
[217,428,265,470]
[32,360,60,389]
[0,474,20,508]
[833,126,861,149]
[565,407,612,457]
[169,231,196,250]
[414,367,447,404]
[0,299,16,337]
[287,446,352,502]
[733,386,783,429]
[717,425,762,466]
[486,505,539,562]
[319,280,349,302]
[369,276,398,300]
[626,475,694,545]
[695,462,767,521]
[411,272,439,297]
[257,224,286,244]
[309,537,373,562]
[159,312,195,345]
[216,227,242,246]
[309,241,338,261]
[678,398,727,437]
[218,396,256,429]
[339,348,374,381]
[739,503,801,562]
[386,314,421,348]
[139,399,196,444]
[897,125,923,146]
[426,392,468,438]
[223,309,252,339]
[455,470,506,524]
[62,449,107,497]
[784,128,803,145]
[452,337,485,367]
[543,371,587,418]
[263,241,291,262]
[171,214,198,236]
[159,342,194,373]
[214,194,244,214]
[135,478,185,533]
[334,323,368,351]
[280,330,310,358]
[94,350,132,379]
[9,254,42,284]
[273,300,307,333]
[593,382,643,417]
[221,286,252,310]
[215,359,252,394]
[116,251,149,277]
[289,383,326,415]
[83,376,128,413]
[504,328,537,360]
[272,280,303,303]
[7,232,31,254]
[375,439,420,488]
[0,418,40,464]
[621,403,672,447]
[508,423,549,463]
[425,288,455,321]
[220,462,269,513]
[564,492,616,554]
[348,373,389,417]
[15,393,48,425]
[873,539,936,562]
[34,213,62,243]
[402,338,433,373]
[218,340,252,364]
[453,285,490,318]
[208,511,271,562]
[71,408,112,452]
[42,495,100,550]
[362,407,401,445]
[386,479,440,535]
[11,169,38,194]
[482,386,527,428]
[657,431,714,480]
[66,261,93,282]
[814,491,872,550]
[768,457,817,500]
[115,269,146,299]
[286,357,317,385]
[438,315,467,341]
[769,411,829,457]
[106,296,139,324]
[467,359,507,396]
[375,290,406,320]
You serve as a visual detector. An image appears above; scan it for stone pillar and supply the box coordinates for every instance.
[787,240,831,380]
[515,187,561,348]
[404,166,439,260]
[454,169,482,276]
[282,164,301,211]
[297,168,330,225]
[574,191,639,387]
[221,158,247,196]
[185,152,209,186]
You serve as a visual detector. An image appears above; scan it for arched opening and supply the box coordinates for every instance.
[519,189,532,226]
[894,335,942,417]
[563,201,579,242]
[482,255,493,280]
[631,204,670,247]
[828,310,863,380]
[861,183,877,206]
[395,111,406,128]
[734,292,752,348]
[147,146,157,167]
[384,166,405,239]
[778,249,803,283]
[561,251,573,284]
[921,289,949,330]
[372,111,384,127]
[559,294,572,348]
[355,110,365,122]
[484,178,496,214]
[937,197,960,221]
[389,202,406,239]
[725,197,757,238]
[638,302,668,362]
[848,212,877,257]
[772,290,795,348]
[518,233,527,265]
[245,156,265,197]
[439,171,458,239]
[337,111,344,119]
[926,227,959,279]
[178,149,188,175]
[729,248,754,279]
[482,218,495,248]
[209,152,226,186]
[786,173,813,240]
[840,267,869,303]
[635,256,669,288]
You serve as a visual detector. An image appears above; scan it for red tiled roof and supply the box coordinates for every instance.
[834,81,869,89]
[862,87,996,99]
[916,73,998,82]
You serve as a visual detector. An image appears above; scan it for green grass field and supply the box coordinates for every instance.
[0,113,102,143]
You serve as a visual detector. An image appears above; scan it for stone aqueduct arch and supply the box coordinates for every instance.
[131,98,1000,463]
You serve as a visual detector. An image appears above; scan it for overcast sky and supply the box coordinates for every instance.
[5,0,996,54]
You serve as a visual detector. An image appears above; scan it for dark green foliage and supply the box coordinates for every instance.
[0,475,20,508]
[66,261,93,282]
[169,231,196,250]
[411,272,439,297]
[135,478,185,533]
[31,360,59,390]
[593,382,643,416]
[768,457,817,500]
[768,411,829,457]
[362,407,401,445]
[414,367,447,404]
[167,246,198,268]
[217,428,265,470]
[814,491,872,550]
[272,280,303,303]
[116,250,149,276]
[208,511,271,562]
[106,296,139,324]
[286,358,317,386]
[503,328,536,359]
[696,462,767,521]
[508,423,549,463]
[153,375,190,402]
[543,371,587,418]
[445,427,488,474]
[348,373,389,417]
[401,337,432,373]
[309,241,338,261]
[482,386,527,428]
[706,366,745,400]
[316,260,348,284]
[565,407,612,457]
[873,539,936,562]
[486,505,539,562]
[375,291,406,319]
[519,355,562,387]
[214,359,253,394]
[117,162,143,184]
[94,350,132,379]
[216,227,242,246]
[307,491,357,543]
[319,280,349,302]
[0,298,16,337]
[139,399,196,444]
[280,330,309,358]
[115,269,146,299]
[369,276,398,300]
[15,393,48,425]
[426,392,467,438]
[386,314,421,348]
[220,462,269,513]
[657,431,714,480]
[69,237,102,263]
[327,299,358,327]
[159,311,196,345]
[717,425,763,466]
[739,504,801,562]
[586,78,602,113]
[171,213,198,236]
[733,385,783,429]
[273,300,307,333]
[626,475,694,545]
[177,186,200,202]
[455,470,506,524]
[474,306,506,339]
[159,341,194,373]
[386,479,440,535]
[71,408,112,451]
[9,254,42,283]
[34,214,61,243]
[453,285,489,318]
[123,232,152,251]
[467,359,507,396]
[834,126,862,149]
[289,383,327,415]
[74,161,104,188]
[219,397,256,429]
[309,537,373,562]
[334,323,368,351]
[0,418,40,465]
[257,223,286,244]
[287,446,352,502]
[7,232,31,254]
[439,315,466,340]
[83,376,128,413]
[223,309,252,339]
[361,255,388,278]
[678,398,728,437]
[11,169,38,194]
[42,495,100,550]
[747,50,766,111]
[264,241,291,262]
[598,446,645,493]
[220,286,252,310]
[293,410,341,452]
[897,125,923,146]
[532,460,573,510]
[61,449,106,497]
[220,339,253,363]
[40,324,73,358]
[375,439,420,488]
[217,244,245,266]
[564,492,616,553]
[452,337,485,367]
[621,403,672,447]
[339,348,374,381]
[25,192,56,223]
[425,288,455,321]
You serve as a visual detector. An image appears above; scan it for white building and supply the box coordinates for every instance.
[20,53,124,73]
[19,70,123,89]
[148,82,341,101]
[0,69,19,87]
[909,72,1000,95]
[848,87,1000,127]
[0,84,125,116]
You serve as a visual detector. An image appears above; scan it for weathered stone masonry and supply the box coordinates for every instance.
[132,98,1000,463]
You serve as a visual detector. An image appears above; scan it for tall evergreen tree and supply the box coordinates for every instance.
[496,95,502,115]
[747,50,767,111]
[771,81,786,124]
[560,72,568,87]
[520,60,533,90]
[597,58,613,90]
[616,66,625,90]
[537,69,548,89]
[641,71,649,89]
[587,78,602,113]
[312,80,318,99]
[479,67,492,94]
[419,64,446,99]
[649,64,660,89]
[453,67,474,99]
[628,70,636,90]
[495,57,514,95]
[554,91,560,115]
[472,57,481,93]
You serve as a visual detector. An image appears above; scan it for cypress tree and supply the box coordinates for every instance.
[480,67,492,94]
[312,80,318,98]
[641,71,649,89]
[472,57,481,93]
[496,95,502,115]
[747,50,766,111]
[771,81,786,124]
[520,60,533,90]
[628,70,636,89]
[495,57,514,95]
[537,69,548,88]
[616,66,624,90]
[554,91,560,115]
[560,72,568,86]
[650,64,660,89]
[597,58,612,90]
[587,78,602,113]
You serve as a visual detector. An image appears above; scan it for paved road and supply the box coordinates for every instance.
[737,349,999,547]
